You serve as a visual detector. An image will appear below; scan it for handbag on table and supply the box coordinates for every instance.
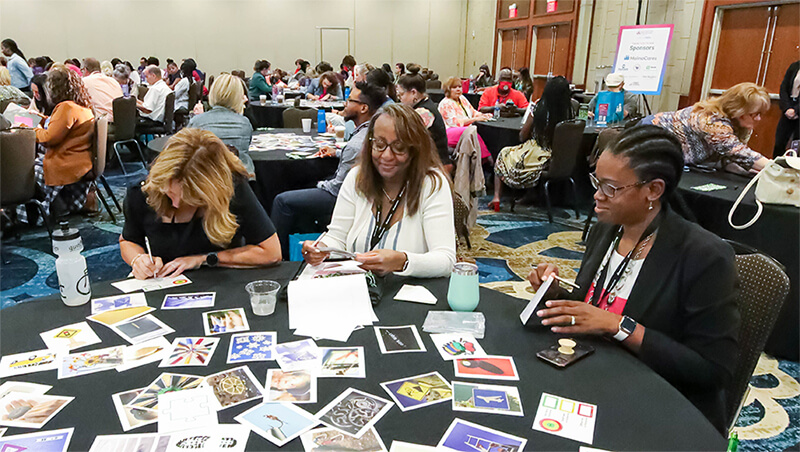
[728,150,800,229]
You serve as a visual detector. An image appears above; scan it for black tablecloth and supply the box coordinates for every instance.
[0,264,725,451]
[245,102,344,129]
[427,89,481,109]
[678,170,799,360]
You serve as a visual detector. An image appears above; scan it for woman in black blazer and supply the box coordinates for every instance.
[530,125,740,433]
[775,60,800,155]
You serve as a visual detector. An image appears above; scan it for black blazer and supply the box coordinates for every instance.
[779,61,800,112]
[570,207,740,432]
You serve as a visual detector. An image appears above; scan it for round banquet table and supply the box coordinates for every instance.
[245,101,345,129]
[678,169,799,360]
[0,264,726,451]
[427,89,481,109]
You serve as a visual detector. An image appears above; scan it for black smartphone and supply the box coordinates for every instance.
[537,342,595,368]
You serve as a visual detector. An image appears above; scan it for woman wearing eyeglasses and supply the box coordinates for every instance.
[529,125,739,433]
[302,103,456,277]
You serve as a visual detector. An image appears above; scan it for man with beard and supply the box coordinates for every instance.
[478,68,529,115]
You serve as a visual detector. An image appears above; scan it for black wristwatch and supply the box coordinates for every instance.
[206,252,219,267]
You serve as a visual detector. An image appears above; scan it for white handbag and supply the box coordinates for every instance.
[728,150,800,230]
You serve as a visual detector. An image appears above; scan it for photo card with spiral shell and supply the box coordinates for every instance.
[315,388,393,438]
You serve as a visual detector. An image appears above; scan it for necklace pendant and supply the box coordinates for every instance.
[607,293,616,305]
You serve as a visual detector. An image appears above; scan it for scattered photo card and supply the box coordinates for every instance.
[275,339,322,372]
[202,308,249,335]
[112,388,158,431]
[89,432,168,452]
[532,392,597,445]
[87,306,154,327]
[158,387,219,433]
[110,314,175,345]
[58,345,124,379]
[117,337,172,372]
[0,392,74,429]
[39,321,101,351]
[0,427,5,437]
[0,349,61,378]
[316,388,393,438]
[128,373,206,410]
[319,347,365,378]
[206,366,264,409]
[266,369,317,404]
[163,424,249,452]
[159,337,219,367]
[452,381,523,416]
[389,441,437,452]
[453,356,519,381]
[301,427,386,452]
[429,333,487,361]
[111,274,192,293]
[374,325,426,354]
[0,381,52,399]
[91,293,148,315]
[380,372,452,412]
[438,418,527,452]
[227,332,276,364]
[235,402,318,447]
[161,292,216,310]
[0,428,73,452]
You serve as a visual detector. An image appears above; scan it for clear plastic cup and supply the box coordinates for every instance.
[301,118,312,133]
[245,280,280,316]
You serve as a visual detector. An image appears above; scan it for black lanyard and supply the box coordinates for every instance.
[369,186,406,251]
[590,210,663,307]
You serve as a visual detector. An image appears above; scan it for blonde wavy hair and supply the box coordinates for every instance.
[209,74,246,114]
[0,67,10,85]
[694,82,770,141]
[143,128,249,247]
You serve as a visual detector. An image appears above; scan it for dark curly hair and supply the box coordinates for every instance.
[45,64,92,109]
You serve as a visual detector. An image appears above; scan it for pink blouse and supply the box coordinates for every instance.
[438,96,478,128]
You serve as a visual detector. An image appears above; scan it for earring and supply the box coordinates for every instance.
[648,201,654,211]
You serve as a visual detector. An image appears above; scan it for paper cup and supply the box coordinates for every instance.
[302,118,312,133]
[259,94,267,105]
[335,126,346,142]
[245,280,280,316]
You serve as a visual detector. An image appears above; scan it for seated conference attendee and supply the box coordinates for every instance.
[645,82,770,172]
[478,68,529,114]
[437,76,492,159]
[305,71,343,101]
[113,63,137,99]
[474,64,493,92]
[1,39,33,92]
[120,128,281,279]
[396,70,450,167]
[530,125,739,432]
[82,57,123,121]
[302,104,456,278]
[272,81,385,258]
[0,66,30,106]
[136,65,172,127]
[249,60,271,102]
[587,72,639,120]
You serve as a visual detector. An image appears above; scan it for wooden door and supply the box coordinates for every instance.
[498,28,528,71]
[531,23,571,100]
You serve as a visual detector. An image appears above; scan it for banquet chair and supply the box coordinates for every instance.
[283,107,317,129]
[108,96,147,174]
[137,85,148,101]
[723,240,789,434]
[85,115,122,223]
[511,119,586,222]
[0,128,52,239]
[174,82,200,131]
[136,92,175,138]
[426,80,442,90]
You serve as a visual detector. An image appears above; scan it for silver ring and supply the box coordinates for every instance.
[570,316,575,326]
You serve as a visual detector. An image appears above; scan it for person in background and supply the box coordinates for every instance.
[126,61,140,85]
[137,57,147,77]
[271,81,386,259]
[100,60,114,77]
[1,39,33,93]
[489,76,573,211]
[645,82,770,173]
[397,69,450,169]
[82,57,123,121]
[171,60,193,129]
[353,63,373,84]
[367,68,396,104]
[302,104,456,278]
[188,74,255,176]
[166,61,181,88]
[531,125,739,433]
[340,55,356,85]
[136,65,172,127]
[474,64,494,92]
[395,62,405,82]
[587,73,639,119]
[514,67,534,100]
[119,128,281,279]
[29,73,51,115]
[774,60,800,155]
[32,57,47,76]
[437,76,492,160]
[294,59,308,74]
[248,59,271,102]
[113,63,137,99]
[142,56,160,85]
[305,71,342,101]
[0,66,30,106]
[478,69,529,115]
[381,63,393,78]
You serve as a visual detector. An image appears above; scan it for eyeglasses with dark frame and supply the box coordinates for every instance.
[589,173,647,198]
[369,136,410,156]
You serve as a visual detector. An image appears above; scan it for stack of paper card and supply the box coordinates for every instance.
[288,274,377,342]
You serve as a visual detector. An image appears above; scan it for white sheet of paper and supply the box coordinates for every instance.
[394,285,437,305]
[520,276,553,324]
[158,387,220,433]
[39,322,101,351]
[164,425,249,452]
[390,441,437,452]
[532,392,597,445]
[111,274,192,293]
[0,382,51,399]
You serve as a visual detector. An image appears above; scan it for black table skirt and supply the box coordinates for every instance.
[678,170,799,360]
[0,264,725,451]
[245,102,343,129]
[427,89,481,109]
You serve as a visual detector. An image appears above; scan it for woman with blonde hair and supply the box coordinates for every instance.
[437,76,492,159]
[119,128,280,279]
[646,82,770,172]
[0,66,30,106]
[302,103,456,278]
[188,74,255,175]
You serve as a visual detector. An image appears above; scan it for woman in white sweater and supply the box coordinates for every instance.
[302,103,456,278]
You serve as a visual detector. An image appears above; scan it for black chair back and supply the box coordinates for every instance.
[545,119,586,180]
[111,97,137,142]
[426,80,442,90]
[188,82,199,111]
[0,128,37,205]
[162,92,175,133]
[283,107,317,129]
[137,85,148,101]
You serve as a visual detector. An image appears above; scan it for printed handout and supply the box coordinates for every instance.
[39,321,101,351]
[110,314,174,344]
[87,306,154,328]
[58,346,124,379]
[111,274,192,293]
[91,293,148,315]
[380,372,452,412]
[0,428,73,452]
[0,381,52,399]
[453,356,520,381]
[128,373,206,411]
[0,392,74,429]
[532,392,598,445]
[275,339,322,372]
[0,349,61,378]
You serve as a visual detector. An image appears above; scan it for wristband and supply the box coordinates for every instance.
[400,253,409,272]
[130,253,146,268]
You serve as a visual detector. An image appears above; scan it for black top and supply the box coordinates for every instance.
[415,97,451,165]
[122,178,277,263]
[779,60,800,112]
[568,207,740,432]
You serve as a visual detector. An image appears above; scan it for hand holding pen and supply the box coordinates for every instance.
[301,233,330,266]
[130,237,164,280]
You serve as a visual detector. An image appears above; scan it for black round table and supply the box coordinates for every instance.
[0,264,725,451]
[678,170,799,360]
[245,101,345,129]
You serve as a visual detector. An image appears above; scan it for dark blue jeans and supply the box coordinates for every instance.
[271,188,337,259]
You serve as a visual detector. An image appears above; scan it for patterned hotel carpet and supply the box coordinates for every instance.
[0,170,797,449]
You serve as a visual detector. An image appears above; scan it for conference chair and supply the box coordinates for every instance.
[723,240,790,434]
[511,119,586,222]
[85,115,122,223]
[136,92,175,138]
[283,107,317,129]
[426,80,442,90]
[0,128,52,239]
[174,82,201,131]
[137,85,148,101]
[109,96,147,174]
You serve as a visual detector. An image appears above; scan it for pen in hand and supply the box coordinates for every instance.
[145,236,157,278]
